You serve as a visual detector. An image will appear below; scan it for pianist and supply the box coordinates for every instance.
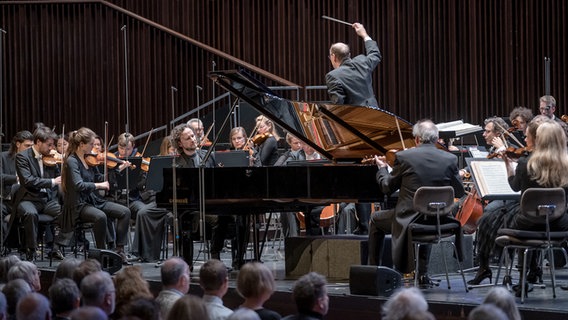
[368,119,465,287]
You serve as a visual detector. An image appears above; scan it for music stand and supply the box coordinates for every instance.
[215,150,250,167]
[115,158,143,190]
[145,155,174,192]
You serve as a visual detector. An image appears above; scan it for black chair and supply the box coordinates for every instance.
[409,186,468,291]
[494,187,568,303]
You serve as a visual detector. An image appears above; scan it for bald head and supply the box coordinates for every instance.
[329,42,350,68]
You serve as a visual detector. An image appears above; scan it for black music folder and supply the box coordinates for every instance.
[145,155,174,192]
[215,150,250,167]
[115,157,142,190]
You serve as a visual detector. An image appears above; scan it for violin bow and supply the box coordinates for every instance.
[199,122,215,148]
[103,121,109,181]
[140,128,153,156]
[494,121,525,148]
[394,117,406,149]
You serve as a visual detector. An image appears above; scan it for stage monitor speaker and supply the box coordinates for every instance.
[88,249,123,275]
[349,265,402,297]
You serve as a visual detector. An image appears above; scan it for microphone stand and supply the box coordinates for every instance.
[170,86,180,257]
[1,28,7,253]
[211,61,217,141]
[121,25,133,255]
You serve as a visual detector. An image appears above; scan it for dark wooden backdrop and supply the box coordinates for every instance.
[0,0,566,144]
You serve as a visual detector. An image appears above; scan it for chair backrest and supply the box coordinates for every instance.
[520,187,566,221]
[413,186,455,216]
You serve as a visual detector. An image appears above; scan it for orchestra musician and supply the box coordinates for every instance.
[230,126,260,167]
[92,135,104,154]
[326,22,381,107]
[60,127,131,264]
[1,130,33,246]
[368,120,465,287]
[508,106,533,142]
[159,136,176,156]
[254,116,280,166]
[539,95,563,123]
[13,126,65,261]
[187,118,211,148]
[482,117,515,155]
[113,133,172,262]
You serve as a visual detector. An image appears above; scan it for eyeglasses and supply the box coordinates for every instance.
[540,106,552,111]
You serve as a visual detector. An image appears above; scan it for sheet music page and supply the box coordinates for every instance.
[470,160,520,198]
[436,120,483,136]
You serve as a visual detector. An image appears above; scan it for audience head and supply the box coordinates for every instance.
[80,271,116,315]
[0,292,6,320]
[167,295,209,320]
[1,279,32,317]
[49,278,81,317]
[114,266,153,318]
[468,303,508,320]
[237,262,276,302]
[381,287,429,320]
[7,261,41,292]
[161,257,190,293]
[16,292,51,320]
[0,255,21,285]
[70,306,108,320]
[199,259,229,296]
[291,272,329,316]
[121,297,162,320]
[539,95,557,118]
[53,257,82,284]
[482,287,521,320]
[412,119,439,144]
[509,106,534,132]
[227,308,261,320]
[72,258,102,289]
[8,130,33,155]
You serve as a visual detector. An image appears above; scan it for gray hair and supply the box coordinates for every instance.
[412,119,439,144]
[482,287,521,320]
[381,287,429,320]
[80,271,114,308]
[6,261,37,290]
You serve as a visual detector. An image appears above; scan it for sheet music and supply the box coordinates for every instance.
[436,120,483,137]
[470,160,520,199]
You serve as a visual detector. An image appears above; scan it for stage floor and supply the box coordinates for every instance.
[31,238,568,320]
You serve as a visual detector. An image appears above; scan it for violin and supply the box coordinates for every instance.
[84,152,136,169]
[361,149,402,168]
[42,155,63,166]
[504,146,532,159]
[251,133,272,145]
[133,152,151,172]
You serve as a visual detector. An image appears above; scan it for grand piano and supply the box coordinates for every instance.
[156,69,415,263]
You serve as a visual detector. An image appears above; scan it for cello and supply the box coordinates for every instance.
[456,187,484,234]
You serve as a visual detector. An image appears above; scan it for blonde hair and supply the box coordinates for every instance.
[236,262,276,299]
[255,115,280,140]
[229,127,248,149]
[527,121,568,187]
[159,136,174,156]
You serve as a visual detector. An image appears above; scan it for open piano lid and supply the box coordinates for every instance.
[209,70,415,161]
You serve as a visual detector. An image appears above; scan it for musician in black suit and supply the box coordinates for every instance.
[326,22,382,107]
[13,126,64,261]
[1,131,34,242]
[368,119,465,286]
[539,95,563,123]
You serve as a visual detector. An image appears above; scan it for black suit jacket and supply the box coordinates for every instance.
[1,151,18,199]
[326,39,382,107]
[14,147,59,204]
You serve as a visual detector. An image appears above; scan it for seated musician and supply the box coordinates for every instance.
[1,131,33,243]
[482,117,515,155]
[60,127,131,264]
[112,132,172,262]
[13,126,66,261]
[187,118,211,148]
[368,119,465,287]
[508,106,533,144]
[468,115,555,288]
[254,116,280,166]
[159,136,176,156]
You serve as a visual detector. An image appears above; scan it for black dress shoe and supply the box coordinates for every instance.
[417,274,440,288]
[48,249,65,260]
[467,267,492,285]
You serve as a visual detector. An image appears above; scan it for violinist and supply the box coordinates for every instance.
[12,126,65,261]
[56,133,69,156]
[159,136,176,156]
[368,120,465,287]
[539,95,563,123]
[482,117,516,157]
[92,135,104,154]
[187,118,211,148]
[508,106,533,144]
[59,127,131,264]
[254,115,280,166]
[113,132,171,262]
[230,126,260,166]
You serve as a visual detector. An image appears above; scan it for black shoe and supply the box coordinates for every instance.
[513,282,533,298]
[526,267,543,284]
[417,274,440,288]
[467,267,492,285]
[48,249,65,260]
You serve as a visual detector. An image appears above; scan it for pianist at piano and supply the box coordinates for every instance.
[368,119,465,287]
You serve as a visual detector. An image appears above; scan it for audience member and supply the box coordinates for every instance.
[468,303,508,320]
[1,279,32,320]
[6,261,41,292]
[236,262,280,320]
[70,306,108,320]
[156,257,190,319]
[381,287,429,320]
[49,278,81,320]
[121,298,162,320]
[199,259,233,320]
[53,257,82,284]
[112,266,154,319]
[228,308,261,320]
[80,271,116,316]
[72,259,102,289]
[482,287,521,320]
[0,292,6,320]
[167,295,210,320]
[282,272,328,320]
[16,292,51,320]
[0,256,20,290]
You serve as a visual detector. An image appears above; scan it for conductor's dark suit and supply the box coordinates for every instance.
[369,143,465,273]
[325,39,382,107]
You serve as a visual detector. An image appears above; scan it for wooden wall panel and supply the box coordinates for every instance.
[0,0,567,142]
